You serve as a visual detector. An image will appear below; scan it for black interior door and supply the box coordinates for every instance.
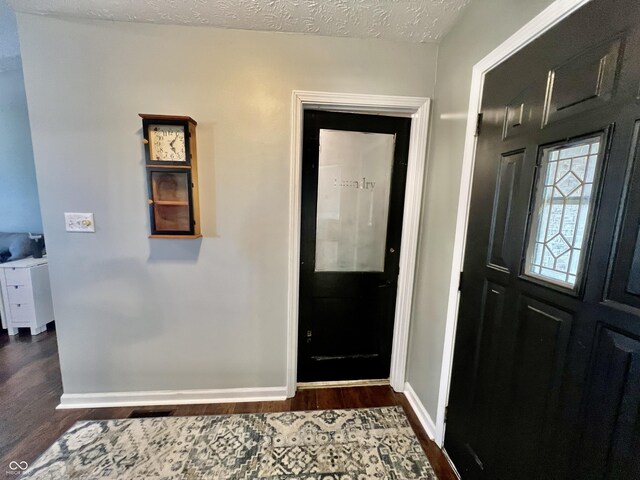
[445,0,640,478]
[298,110,411,382]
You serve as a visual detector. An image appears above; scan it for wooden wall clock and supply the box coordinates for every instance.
[140,114,201,238]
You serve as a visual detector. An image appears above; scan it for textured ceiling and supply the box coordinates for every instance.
[6,0,471,43]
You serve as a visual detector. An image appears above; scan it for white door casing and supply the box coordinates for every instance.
[287,91,431,397]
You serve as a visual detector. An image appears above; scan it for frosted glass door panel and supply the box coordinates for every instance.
[315,129,395,272]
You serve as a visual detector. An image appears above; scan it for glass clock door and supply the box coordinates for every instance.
[148,170,193,234]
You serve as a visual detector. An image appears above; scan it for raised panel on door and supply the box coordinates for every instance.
[626,225,640,295]
[500,297,573,478]
[469,282,507,473]
[487,152,524,273]
[543,36,622,127]
[503,88,533,140]
[608,121,640,307]
[577,327,640,479]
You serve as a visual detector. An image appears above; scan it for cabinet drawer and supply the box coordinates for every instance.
[9,303,35,324]
[4,268,30,286]
[6,284,33,304]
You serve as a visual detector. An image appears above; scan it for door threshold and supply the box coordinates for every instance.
[297,379,390,390]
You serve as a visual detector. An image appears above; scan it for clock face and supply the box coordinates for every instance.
[148,124,186,161]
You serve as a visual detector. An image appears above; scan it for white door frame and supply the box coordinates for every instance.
[287,91,431,397]
[435,0,593,445]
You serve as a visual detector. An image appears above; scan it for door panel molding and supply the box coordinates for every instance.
[606,121,640,307]
[287,91,431,397]
[542,36,623,127]
[578,325,640,478]
[487,151,524,272]
[439,0,594,447]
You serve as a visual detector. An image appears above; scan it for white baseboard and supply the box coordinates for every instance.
[403,382,437,441]
[57,386,288,409]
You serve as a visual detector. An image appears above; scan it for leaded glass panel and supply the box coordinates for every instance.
[525,136,603,289]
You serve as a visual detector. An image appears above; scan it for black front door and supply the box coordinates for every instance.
[445,0,640,478]
[298,110,411,382]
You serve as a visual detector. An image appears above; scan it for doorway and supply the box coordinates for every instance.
[297,110,411,382]
[445,0,640,477]
[286,92,431,395]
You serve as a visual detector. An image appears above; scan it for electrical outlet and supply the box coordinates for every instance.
[65,213,95,233]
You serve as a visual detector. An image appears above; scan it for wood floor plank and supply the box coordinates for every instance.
[231,401,263,414]
[260,399,292,413]
[339,386,374,408]
[85,407,134,420]
[316,387,343,410]
[0,329,456,479]
[290,388,318,411]
[201,402,235,416]
[366,385,397,406]
[173,404,207,416]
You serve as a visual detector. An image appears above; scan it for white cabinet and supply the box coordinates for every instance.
[0,257,54,335]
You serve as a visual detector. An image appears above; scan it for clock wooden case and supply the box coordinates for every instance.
[140,114,201,239]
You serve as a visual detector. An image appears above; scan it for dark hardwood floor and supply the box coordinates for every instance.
[0,327,456,479]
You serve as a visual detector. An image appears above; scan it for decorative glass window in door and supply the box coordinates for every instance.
[524,135,603,289]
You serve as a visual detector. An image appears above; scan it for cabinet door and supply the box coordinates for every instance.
[147,169,195,235]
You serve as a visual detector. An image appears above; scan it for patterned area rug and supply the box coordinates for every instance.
[20,406,436,479]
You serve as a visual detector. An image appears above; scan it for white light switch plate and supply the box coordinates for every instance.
[65,213,95,232]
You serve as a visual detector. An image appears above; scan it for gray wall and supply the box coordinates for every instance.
[407,0,555,418]
[0,65,42,234]
[17,14,438,394]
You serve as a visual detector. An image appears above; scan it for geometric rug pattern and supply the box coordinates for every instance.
[20,406,436,479]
